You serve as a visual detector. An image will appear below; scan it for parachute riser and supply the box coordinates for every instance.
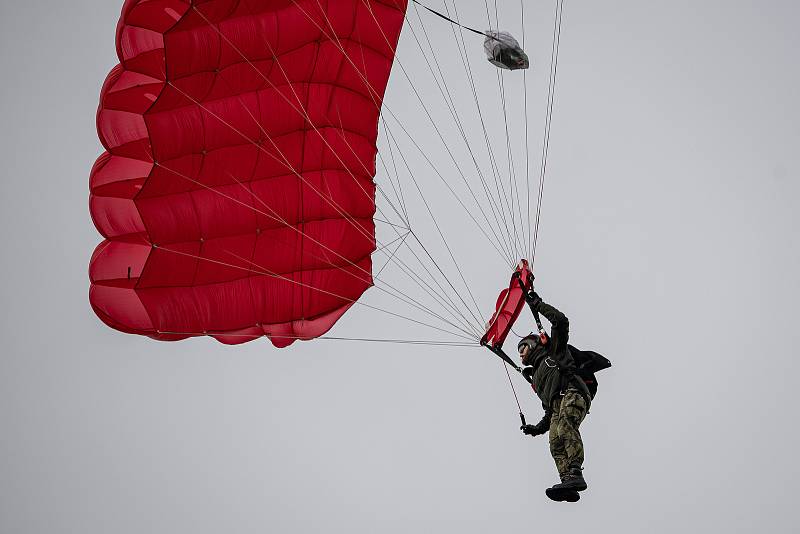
[515,276,547,341]
[481,342,521,373]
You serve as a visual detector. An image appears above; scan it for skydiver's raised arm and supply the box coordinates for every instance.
[536,301,569,351]
[525,292,569,349]
[524,292,575,375]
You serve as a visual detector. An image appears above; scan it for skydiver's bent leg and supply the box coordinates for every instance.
[549,389,588,492]
[548,404,569,479]
[558,389,587,472]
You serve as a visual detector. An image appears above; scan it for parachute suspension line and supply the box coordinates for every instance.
[532,0,565,263]
[200,0,491,338]
[316,0,496,248]
[298,0,418,234]
[375,127,487,336]
[376,186,411,230]
[344,121,482,336]
[162,87,386,265]
[404,7,516,264]
[378,118,410,222]
[378,107,509,268]
[408,6,518,265]
[509,326,526,338]
[356,1,515,272]
[287,0,510,337]
[251,38,409,234]
[157,330,480,347]
[373,231,411,256]
[174,39,459,337]
[377,152,409,226]
[501,358,525,424]
[349,32,503,337]
[410,0,497,40]
[170,8,504,344]
[268,2,516,356]
[375,227,482,339]
[485,0,526,262]
[374,129,410,226]
[493,0,527,261]
[199,7,475,336]
[521,0,533,263]
[226,167,477,339]
[498,67,525,261]
[327,127,484,340]
[310,336,478,346]
[374,231,410,278]
[377,225,484,337]
[154,157,477,339]
[227,248,475,341]
[445,1,518,268]
[302,336,478,346]
[191,7,410,240]
[252,197,472,340]
[357,0,517,271]
[379,122,490,333]
[328,105,412,231]
[374,218,409,230]
[150,144,468,340]
[164,81,383,268]
[291,0,504,333]
[479,0,528,423]
[329,77,469,330]
[379,125,491,336]
[330,107,485,337]
[155,243,475,342]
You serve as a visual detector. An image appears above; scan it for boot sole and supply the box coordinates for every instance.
[545,488,580,502]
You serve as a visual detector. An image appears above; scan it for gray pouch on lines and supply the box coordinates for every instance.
[484,30,530,71]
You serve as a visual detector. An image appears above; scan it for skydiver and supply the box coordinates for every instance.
[517,290,594,503]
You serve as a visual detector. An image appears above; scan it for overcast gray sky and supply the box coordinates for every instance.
[1,1,799,533]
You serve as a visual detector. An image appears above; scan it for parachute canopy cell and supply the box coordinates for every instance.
[484,30,530,70]
[89,0,408,347]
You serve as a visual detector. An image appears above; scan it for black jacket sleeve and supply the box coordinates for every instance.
[521,366,534,384]
[536,301,569,348]
[534,300,575,375]
[531,407,552,434]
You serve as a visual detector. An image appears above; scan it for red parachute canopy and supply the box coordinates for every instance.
[480,259,533,350]
[89,0,408,347]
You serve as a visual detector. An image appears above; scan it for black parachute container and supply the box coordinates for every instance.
[484,30,530,70]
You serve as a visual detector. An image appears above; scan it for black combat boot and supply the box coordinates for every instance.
[545,487,580,502]
[550,468,587,492]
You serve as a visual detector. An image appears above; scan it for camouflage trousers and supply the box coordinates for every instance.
[549,389,588,477]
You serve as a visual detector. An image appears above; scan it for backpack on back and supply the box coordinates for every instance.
[567,345,612,399]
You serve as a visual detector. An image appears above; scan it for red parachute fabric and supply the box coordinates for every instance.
[480,260,533,350]
[89,0,408,347]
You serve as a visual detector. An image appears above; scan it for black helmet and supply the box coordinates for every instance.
[518,334,539,353]
[518,332,549,353]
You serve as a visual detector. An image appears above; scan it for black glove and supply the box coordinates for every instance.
[521,424,545,437]
[525,289,542,308]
